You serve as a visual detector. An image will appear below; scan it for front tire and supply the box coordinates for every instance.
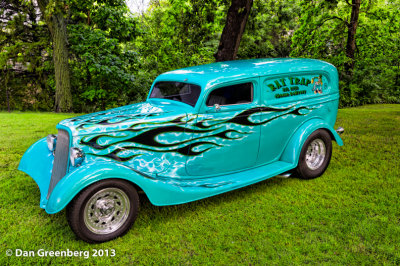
[296,129,332,179]
[67,179,139,243]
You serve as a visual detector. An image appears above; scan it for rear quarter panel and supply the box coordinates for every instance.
[257,68,340,165]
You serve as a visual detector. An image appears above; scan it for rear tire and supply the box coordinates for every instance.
[67,179,139,243]
[296,129,332,179]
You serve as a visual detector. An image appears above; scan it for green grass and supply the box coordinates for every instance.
[1,105,399,265]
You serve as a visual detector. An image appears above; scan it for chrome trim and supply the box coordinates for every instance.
[336,127,344,135]
[47,129,70,198]
[69,147,85,167]
[276,173,291,178]
[46,134,57,152]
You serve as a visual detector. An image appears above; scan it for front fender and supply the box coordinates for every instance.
[18,137,53,208]
[45,162,174,214]
[280,118,343,166]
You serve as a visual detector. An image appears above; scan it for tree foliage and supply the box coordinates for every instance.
[291,0,400,106]
[135,0,225,70]
[237,0,301,59]
[0,0,53,111]
[129,0,229,96]
[1,0,399,111]
[67,0,139,111]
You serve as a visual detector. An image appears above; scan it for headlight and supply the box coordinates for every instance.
[47,134,57,151]
[70,147,85,167]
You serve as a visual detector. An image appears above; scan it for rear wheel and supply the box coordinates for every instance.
[67,179,139,243]
[296,129,332,179]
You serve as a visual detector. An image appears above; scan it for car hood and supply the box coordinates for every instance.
[58,100,191,136]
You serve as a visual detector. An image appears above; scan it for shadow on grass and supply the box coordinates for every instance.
[135,176,291,227]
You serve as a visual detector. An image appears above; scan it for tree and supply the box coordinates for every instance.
[237,0,301,59]
[133,0,225,94]
[136,0,224,71]
[37,0,73,112]
[1,0,139,112]
[214,0,253,62]
[0,0,53,111]
[345,0,361,75]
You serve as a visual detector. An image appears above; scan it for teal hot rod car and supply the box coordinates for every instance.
[19,58,344,243]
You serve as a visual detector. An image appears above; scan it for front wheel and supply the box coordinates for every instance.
[296,129,332,179]
[67,179,139,243]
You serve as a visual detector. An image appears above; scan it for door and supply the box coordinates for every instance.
[186,80,261,176]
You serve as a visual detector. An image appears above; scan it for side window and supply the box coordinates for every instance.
[206,83,253,106]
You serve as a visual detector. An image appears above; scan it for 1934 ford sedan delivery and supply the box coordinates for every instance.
[19,58,344,243]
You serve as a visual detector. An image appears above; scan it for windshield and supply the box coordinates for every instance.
[149,81,201,107]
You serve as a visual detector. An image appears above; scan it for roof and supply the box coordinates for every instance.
[154,58,337,89]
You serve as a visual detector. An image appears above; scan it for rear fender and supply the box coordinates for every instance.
[280,118,343,166]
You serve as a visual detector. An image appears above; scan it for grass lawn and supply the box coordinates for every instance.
[0,104,399,264]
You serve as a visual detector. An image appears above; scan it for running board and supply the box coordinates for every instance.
[153,160,296,206]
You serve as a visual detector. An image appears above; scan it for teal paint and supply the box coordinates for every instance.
[19,58,343,213]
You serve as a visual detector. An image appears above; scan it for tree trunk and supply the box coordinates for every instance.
[5,71,10,113]
[214,0,253,62]
[345,0,361,75]
[51,12,73,112]
[38,0,72,112]
[6,87,10,113]
[2,67,11,112]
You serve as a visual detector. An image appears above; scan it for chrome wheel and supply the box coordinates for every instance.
[305,138,326,170]
[84,188,130,235]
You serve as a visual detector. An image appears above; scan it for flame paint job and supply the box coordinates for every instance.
[18,58,343,214]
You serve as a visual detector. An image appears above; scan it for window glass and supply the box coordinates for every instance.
[206,83,253,106]
[150,82,201,107]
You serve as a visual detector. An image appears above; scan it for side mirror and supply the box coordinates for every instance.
[214,104,221,112]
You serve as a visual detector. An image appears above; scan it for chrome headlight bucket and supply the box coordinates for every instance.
[69,147,85,167]
[47,134,57,152]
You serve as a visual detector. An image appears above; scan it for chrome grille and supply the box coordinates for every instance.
[47,129,70,198]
